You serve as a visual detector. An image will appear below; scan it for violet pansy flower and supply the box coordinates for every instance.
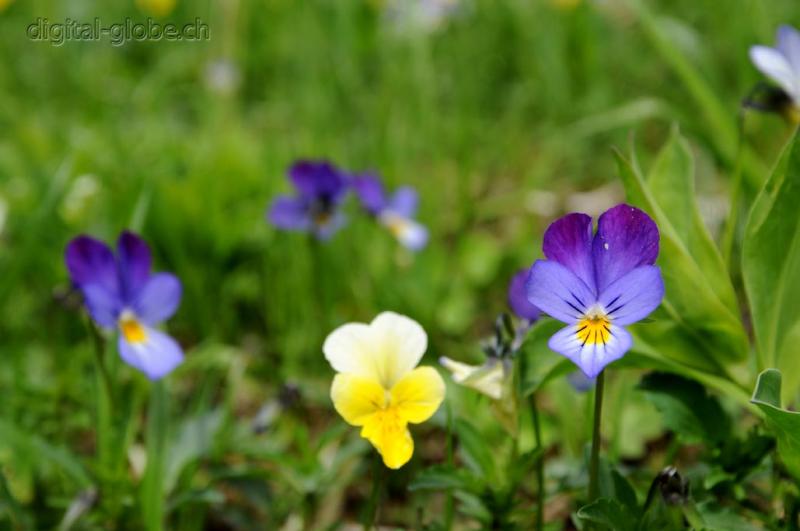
[267,161,349,239]
[508,268,540,323]
[526,204,664,378]
[750,25,800,108]
[352,174,429,251]
[65,232,183,380]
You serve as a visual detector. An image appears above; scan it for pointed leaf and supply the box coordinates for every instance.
[750,369,800,481]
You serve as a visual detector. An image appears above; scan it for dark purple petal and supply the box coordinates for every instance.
[133,273,182,325]
[508,269,540,321]
[388,187,419,218]
[542,213,596,293]
[289,161,347,202]
[599,265,664,326]
[267,196,312,231]
[117,231,152,300]
[65,236,120,295]
[80,283,122,328]
[352,174,387,215]
[548,323,631,378]
[526,260,594,324]
[592,204,659,293]
[118,327,183,380]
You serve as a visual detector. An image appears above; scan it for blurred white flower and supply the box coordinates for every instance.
[204,58,242,96]
[60,174,99,224]
[439,356,509,400]
[385,0,462,34]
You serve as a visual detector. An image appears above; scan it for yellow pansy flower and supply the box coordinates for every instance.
[324,312,445,469]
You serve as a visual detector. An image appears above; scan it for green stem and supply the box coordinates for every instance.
[142,381,168,531]
[721,110,746,268]
[363,453,385,530]
[444,402,454,531]
[588,371,605,503]
[530,393,545,531]
[87,321,114,477]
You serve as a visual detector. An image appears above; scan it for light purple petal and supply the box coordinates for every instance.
[526,260,594,324]
[750,45,799,102]
[548,323,632,378]
[542,213,596,294]
[81,283,122,328]
[567,371,595,393]
[352,174,387,215]
[508,269,540,321]
[267,196,312,231]
[65,236,119,295]
[289,160,347,202]
[777,25,800,73]
[592,204,659,293]
[388,187,419,218]
[312,211,347,240]
[133,273,182,325]
[118,326,183,380]
[117,231,152,300]
[379,213,428,250]
[598,265,664,326]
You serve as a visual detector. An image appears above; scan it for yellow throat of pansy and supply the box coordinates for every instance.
[119,311,147,344]
[576,307,611,346]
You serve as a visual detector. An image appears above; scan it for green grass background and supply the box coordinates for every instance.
[0,0,798,528]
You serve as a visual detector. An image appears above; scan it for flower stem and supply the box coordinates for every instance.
[363,453,385,530]
[142,381,168,531]
[530,393,545,531]
[588,370,605,503]
[87,320,114,475]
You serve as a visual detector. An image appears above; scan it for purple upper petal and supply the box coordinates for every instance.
[387,187,419,218]
[508,269,540,321]
[133,273,182,325]
[591,204,659,293]
[267,196,312,230]
[526,260,594,324]
[289,161,347,202]
[117,231,151,301]
[543,213,596,294]
[352,174,387,215]
[65,236,119,295]
[598,265,664,326]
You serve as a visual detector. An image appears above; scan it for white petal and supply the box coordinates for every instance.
[323,312,428,388]
[440,357,505,400]
[381,213,429,251]
[370,312,428,386]
[750,45,800,102]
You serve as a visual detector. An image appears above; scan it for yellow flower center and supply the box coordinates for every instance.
[119,313,147,344]
[577,313,611,346]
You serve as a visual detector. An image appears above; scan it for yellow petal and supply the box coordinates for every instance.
[361,410,414,469]
[331,374,386,426]
[390,366,445,424]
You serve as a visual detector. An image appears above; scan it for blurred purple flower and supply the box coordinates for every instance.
[267,161,349,239]
[526,204,664,378]
[352,173,428,251]
[508,269,540,322]
[65,232,183,380]
[750,25,800,107]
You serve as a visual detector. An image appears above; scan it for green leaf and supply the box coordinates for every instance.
[743,129,800,402]
[454,419,497,483]
[750,369,800,481]
[614,132,748,384]
[408,465,482,494]
[577,498,638,531]
[638,372,731,445]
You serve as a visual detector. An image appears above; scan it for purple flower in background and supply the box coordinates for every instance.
[267,161,349,239]
[750,25,800,107]
[508,269,540,322]
[526,204,664,378]
[352,173,428,251]
[65,232,183,380]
